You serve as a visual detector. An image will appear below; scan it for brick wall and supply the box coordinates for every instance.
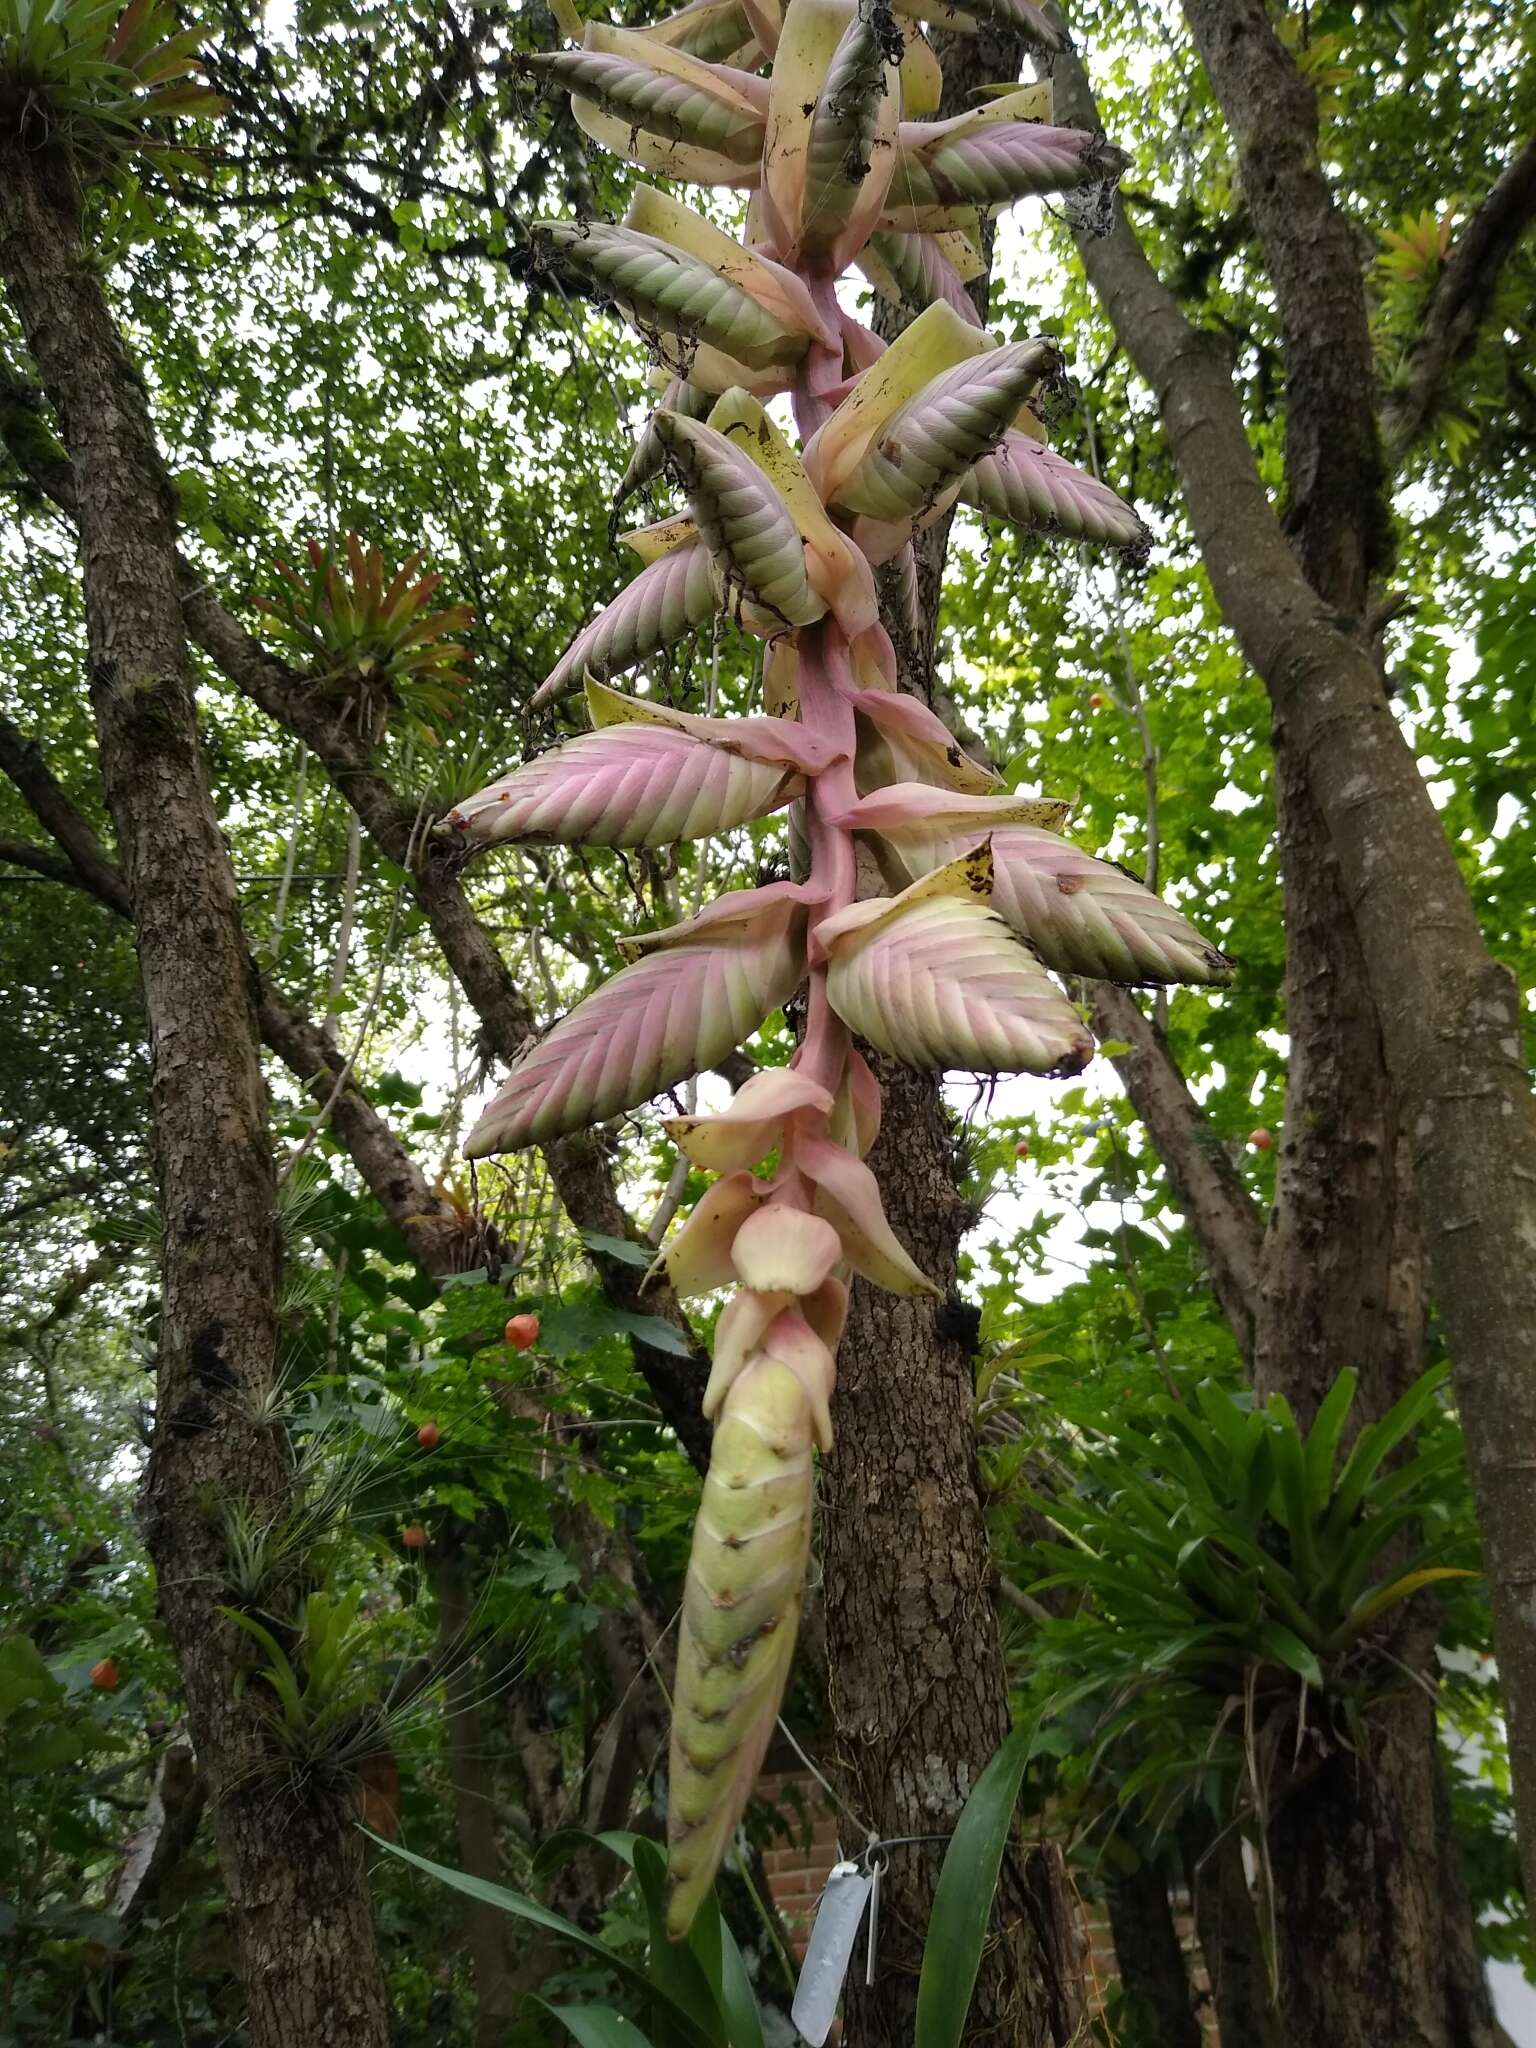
[756,1765,1220,2037]
[755,1768,844,1961]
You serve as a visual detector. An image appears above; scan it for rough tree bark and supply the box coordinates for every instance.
[824,1064,1081,2048]
[0,145,391,2048]
[1054,0,1536,1941]
[1171,13,1501,2034]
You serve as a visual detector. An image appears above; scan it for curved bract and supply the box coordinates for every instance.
[461,0,1233,1939]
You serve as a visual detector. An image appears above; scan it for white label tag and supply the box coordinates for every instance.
[791,1860,873,2046]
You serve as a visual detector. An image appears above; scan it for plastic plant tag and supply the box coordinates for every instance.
[792,1859,873,2045]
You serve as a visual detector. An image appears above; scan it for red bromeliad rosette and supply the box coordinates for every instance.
[445,0,1232,1937]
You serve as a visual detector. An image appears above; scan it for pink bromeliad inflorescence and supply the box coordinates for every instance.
[448,0,1231,1936]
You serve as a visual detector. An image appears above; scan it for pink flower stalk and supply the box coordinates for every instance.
[449,0,1232,1936]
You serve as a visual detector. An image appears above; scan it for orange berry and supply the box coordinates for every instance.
[1014,1140,1031,1160]
[1248,1128,1273,1152]
[1089,691,1105,708]
[402,1525,428,1550]
[416,1422,441,1450]
[504,1313,540,1352]
[90,1658,119,1690]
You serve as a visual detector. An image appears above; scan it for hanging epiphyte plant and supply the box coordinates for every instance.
[448,0,1232,1936]
[0,0,224,162]
[255,535,473,744]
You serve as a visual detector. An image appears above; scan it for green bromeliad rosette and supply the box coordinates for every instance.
[444,0,1231,1938]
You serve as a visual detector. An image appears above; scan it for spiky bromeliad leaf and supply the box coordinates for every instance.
[640,0,762,64]
[1,0,226,163]
[531,39,767,165]
[840,788,1233,985]
[446,725,805,848]
[959,429,1149,550]
[770,0,900,273]
[531,542,717,709]
[818,846,1094,1074]
[804,297,988,508]
[850,687,1002,795]
[536,221,809,381]
[833,337,1061,523]
[667,1356,815,1939]
[890,0,1068,51]
[464,884,815,1152]
[615,377,713,510]
[860,228,984,326]
[704,384,879,636]
[884,115,1125,231]
[653,410,827,627]
[448,683,843,849]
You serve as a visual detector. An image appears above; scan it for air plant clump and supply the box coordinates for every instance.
[0,0,224,166]
[446,0,1232,1936]
[254,534,473,744]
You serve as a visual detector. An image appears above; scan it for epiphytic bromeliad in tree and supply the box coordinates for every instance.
[444,0,1231,1936]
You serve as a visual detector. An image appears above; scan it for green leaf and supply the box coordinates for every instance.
[532,1827,640,1884]
[535,2003,656,2048]
[364,1832,709,2045]
[1264,1398,1317,1583]
[1303,1368,1357,1516]
[0,1636,62,1724]
[615,1311,695,1358]
[914,1720,1038,2048]
[581,1230,653,1267]
[1258,1622,1323,1688]
[1328,1567,1476,1651]
[631,1838,728,2048]
[712,1911,765,2048]
[1325,1365,1450,1539]
[438,1265,491,1291]
[7,1724,86,1774]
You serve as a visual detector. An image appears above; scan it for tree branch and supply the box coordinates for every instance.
[0,834,81,888]
[1,1250,124,1346]
[1179,0,1389,614]
[1090,986,1262,1364]
[1385,135,1536,462]
[0,713,133,916]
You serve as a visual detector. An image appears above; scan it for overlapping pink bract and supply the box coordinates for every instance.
[451,0,1231,1935]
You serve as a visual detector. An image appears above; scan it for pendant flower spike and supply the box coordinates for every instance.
[457,0,1232,1937]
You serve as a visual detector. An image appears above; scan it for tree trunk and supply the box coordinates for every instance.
[1251,738,1415,1427]
[1102,1854,1203,2048]
[0,144,391,2048]
[821,1063,1082,2048]
[1264,1685,1501,2048]
[1051,0,1536,1968]
[1181,1819,1278,2048]
[439,1548,524,2048]
[1054,21,1536,1916]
